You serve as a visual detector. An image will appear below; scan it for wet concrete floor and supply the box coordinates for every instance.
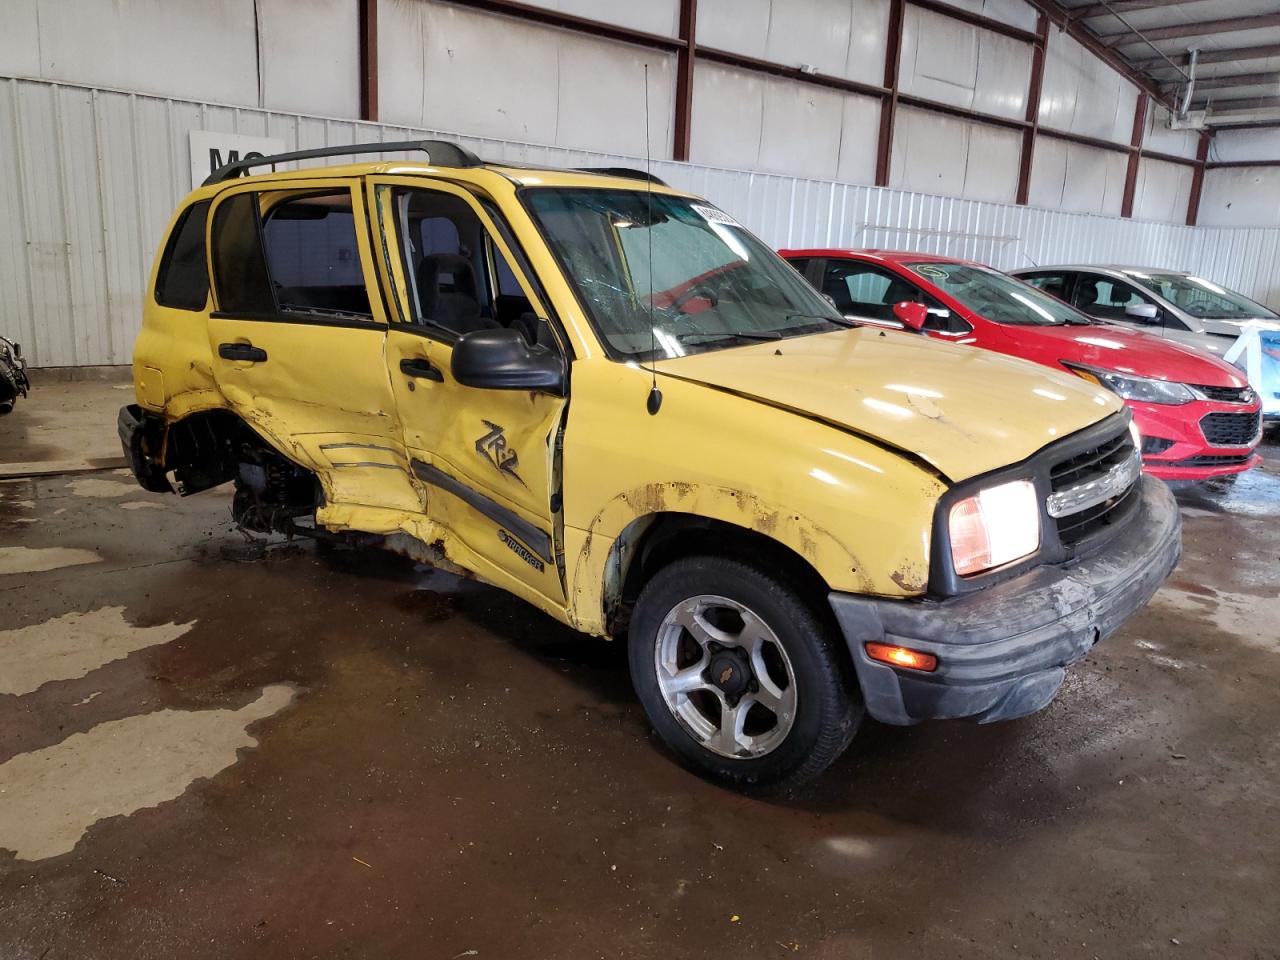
[1,451,1279,958]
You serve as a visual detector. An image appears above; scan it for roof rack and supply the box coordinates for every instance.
[576,166,668,187]
[203,139,484,186]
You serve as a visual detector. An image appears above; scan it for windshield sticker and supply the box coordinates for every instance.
[691,204,740,227]
[914,264,948,280]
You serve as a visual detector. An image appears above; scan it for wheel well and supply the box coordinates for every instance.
[607,512,835,635]
[161,410,313,502]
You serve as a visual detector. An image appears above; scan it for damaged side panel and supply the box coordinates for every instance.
[560,362,946,637]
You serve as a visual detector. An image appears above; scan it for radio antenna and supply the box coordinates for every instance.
[643,63,662,416]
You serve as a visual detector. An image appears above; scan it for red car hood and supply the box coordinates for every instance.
[999,321,1248,387]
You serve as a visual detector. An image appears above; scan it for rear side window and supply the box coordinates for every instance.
[1022,272,1071,301]
[155,201,211,310]
[261,192,371,317]
[211,193,276,314]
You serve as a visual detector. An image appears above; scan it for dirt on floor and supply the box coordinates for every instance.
[0,444,1278,958]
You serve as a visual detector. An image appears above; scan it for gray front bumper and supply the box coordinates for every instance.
[830,476,1181,726]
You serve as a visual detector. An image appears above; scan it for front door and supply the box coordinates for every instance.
[204,180,419,513]
[368,176,569,606]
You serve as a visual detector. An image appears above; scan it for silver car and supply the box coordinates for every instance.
[1011,266,1280,358]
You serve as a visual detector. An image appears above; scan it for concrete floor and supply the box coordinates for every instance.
[2,385,1279,959]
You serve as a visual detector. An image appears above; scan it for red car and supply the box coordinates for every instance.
[779,249,1263,482]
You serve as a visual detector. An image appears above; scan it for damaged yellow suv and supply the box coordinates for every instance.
[121,140,1180,789]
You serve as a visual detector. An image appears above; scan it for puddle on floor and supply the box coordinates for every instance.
[0,684,296,861]
[0,546,101,576]
[0,606,195,696]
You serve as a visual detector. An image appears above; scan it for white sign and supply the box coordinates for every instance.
[189,131,285,190]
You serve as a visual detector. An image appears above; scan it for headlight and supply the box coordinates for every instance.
[949,479,1040,577]
[1128,419,1141,449]
[1065,364,1194,405]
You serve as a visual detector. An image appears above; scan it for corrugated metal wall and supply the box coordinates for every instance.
[1,75,1275,368]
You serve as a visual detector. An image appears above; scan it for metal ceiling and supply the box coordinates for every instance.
[1052,0,1280,127]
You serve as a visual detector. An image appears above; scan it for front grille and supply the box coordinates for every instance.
[1167,454,1252,468]
[1048,425,1139,547]
[1049,429,1133,491]
[1200,410,1261,447]
[1054,483,1140,543]
[1193,383,1251,403]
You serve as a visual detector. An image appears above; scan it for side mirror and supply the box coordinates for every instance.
[892,301,929,332]
[1125,303,1160,323]
[452,327,565,395]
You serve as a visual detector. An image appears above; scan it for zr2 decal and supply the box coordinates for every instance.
[475,420,525,486]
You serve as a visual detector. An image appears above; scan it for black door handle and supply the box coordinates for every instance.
[218,342,268,363]
[400,357,444,382]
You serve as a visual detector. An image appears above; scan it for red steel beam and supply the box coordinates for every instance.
[908,0,1039,44]
[876,0,906,187]
[359,0,378,121]
[1186,131,1211,226]
[673,0,696,161]
[1099,13,1280,46]
[439,0,685,51]
[696,46,887,101]
[1026,0,1180,112]
[1017,12,1050,205]
[1121,92,1148,217]
[1135,43,1280,72]
[1206,158,1280,169]
[1070,0,1190,18]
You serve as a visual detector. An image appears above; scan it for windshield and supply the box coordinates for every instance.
[523,188,846,360]
[907,262,1089,326]
[1126,272,1278,321]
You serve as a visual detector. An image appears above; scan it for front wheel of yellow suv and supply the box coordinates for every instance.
[628,556,863,791]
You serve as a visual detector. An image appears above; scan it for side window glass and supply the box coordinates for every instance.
[1023,273,1069,301]
[391,188,535,341]
[211,193,276,314]
[786,257,811,278]
[821,262,962,331]
[155,201,211,311]
[261,192,371,317]
[1074,276,1152,322]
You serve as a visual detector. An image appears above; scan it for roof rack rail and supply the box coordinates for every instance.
[576,166,668,187]
[203,139,484,186]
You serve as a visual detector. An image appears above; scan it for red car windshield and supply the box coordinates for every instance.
[907,262,1090,327]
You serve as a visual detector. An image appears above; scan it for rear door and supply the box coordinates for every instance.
[205,180,418,512]
[368,176,569,606]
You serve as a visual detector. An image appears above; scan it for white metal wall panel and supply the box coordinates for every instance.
[1131,157,1193,225]
[258,0,361,119]
[514,0,680,37]
[690,63,879,182]
[1211,127,1280,163]
[377,1,675,158]
[1038,29,1136,146]
[1027,136,1127,216]
[898,7,1031,121]
[933,0,1039,33]
[0,0,41,79]
[1,75,1276,368]
[17,0,260,107]
[890,106,1021,203]
[1199,167,1280,228]
[695,0,888,88]
[1143,104,1200,161]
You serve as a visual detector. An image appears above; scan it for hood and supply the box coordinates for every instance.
[1000,322,1249,388]
[1200,317,1280,339]
[655,327,1121,482]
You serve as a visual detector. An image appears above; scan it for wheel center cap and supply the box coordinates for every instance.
[708,650,751,698]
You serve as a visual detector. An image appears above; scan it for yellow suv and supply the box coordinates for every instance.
[120,140,1181,789]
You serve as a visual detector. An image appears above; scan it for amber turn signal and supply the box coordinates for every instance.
[865,642,938,672]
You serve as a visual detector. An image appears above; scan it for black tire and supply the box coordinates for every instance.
[628,555,862,791]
